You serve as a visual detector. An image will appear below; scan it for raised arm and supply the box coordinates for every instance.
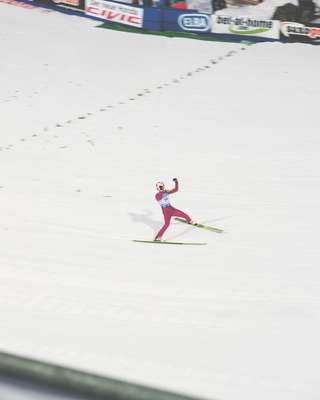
[167,178,179,194]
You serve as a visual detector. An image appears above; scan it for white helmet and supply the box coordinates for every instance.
[156,181,165,191]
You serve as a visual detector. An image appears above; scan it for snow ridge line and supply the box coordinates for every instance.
[0,46,248,151]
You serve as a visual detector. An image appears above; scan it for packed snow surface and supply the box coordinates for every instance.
[1,3,320,400]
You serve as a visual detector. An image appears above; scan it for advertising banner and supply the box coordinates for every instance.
[177,13,211,31]
[142,7,161,30]
[0,0,35,8]
[212,15,280,39]
[163,8,211,32]
[280,21,320,43]
[85,0,144,27]
[51,0,83,7]
[37,0,84,9]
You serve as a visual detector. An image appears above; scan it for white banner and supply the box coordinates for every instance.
[86,0,144,28]
[212,15,280,39]
[280,22,320,40]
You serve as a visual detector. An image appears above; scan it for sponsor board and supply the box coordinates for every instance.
[52,0,81,6]
[177,13,211,32]
[280,21,320,42]
[0,0,34,8]
[86,0,143,27]
[212,15,280,39]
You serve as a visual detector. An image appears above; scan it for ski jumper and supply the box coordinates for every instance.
[155,181,191,240]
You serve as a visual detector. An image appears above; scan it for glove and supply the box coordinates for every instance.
[173,178,178,183]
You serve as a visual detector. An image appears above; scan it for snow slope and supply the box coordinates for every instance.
[1,3,320,400]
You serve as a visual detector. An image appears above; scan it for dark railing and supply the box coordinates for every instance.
[0,351,213,400]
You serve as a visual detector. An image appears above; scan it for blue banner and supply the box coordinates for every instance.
[162,8,212,33]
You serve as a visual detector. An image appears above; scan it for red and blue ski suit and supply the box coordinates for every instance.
[155,180,191,240]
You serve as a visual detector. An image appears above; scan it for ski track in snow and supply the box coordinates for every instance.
[0,37,244,152]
